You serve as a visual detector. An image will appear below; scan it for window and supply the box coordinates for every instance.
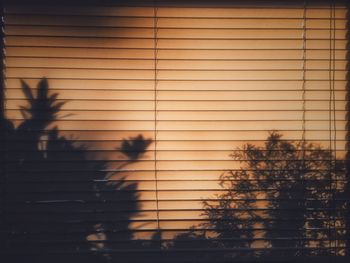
[1,0,349,262]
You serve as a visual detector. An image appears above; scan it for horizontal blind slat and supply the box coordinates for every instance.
[2,2,347,261]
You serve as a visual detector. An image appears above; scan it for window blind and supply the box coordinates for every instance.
[1,0,349,262]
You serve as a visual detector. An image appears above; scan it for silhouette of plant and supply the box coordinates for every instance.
[120,135,152,161]
[2,79,152,263]
[172,131,346,260]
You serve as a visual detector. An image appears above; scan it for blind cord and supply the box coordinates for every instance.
[301,0,307,258]
[328,0,337,259]
[302,1,307,143]
[153,1,161,248]
[331,0,338,258]
[328,1,333,259]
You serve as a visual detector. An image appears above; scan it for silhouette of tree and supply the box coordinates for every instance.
[172,131,346,260]
[1,79,152,263]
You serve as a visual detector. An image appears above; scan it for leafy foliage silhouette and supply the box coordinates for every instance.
[1,79,152,263]
[171,131,346,260]
[0,80,348,262]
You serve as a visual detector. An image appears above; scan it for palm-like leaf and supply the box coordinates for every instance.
[120,135,152,161]
[18,78,65,132]
[20,79,34,102]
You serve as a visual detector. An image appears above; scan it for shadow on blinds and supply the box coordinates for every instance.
[1,1,350,263]
[1,79,152,263]
[170,131,346,259]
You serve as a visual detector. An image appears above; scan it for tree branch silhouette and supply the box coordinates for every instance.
[172,131,346,260]
[2,79,152,263]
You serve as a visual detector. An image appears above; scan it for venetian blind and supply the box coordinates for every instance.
[1,0,349,262]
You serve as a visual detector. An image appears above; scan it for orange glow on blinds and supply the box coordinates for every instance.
[2,1,348,261]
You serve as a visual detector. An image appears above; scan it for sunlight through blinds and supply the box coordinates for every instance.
[1,0,349,262]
